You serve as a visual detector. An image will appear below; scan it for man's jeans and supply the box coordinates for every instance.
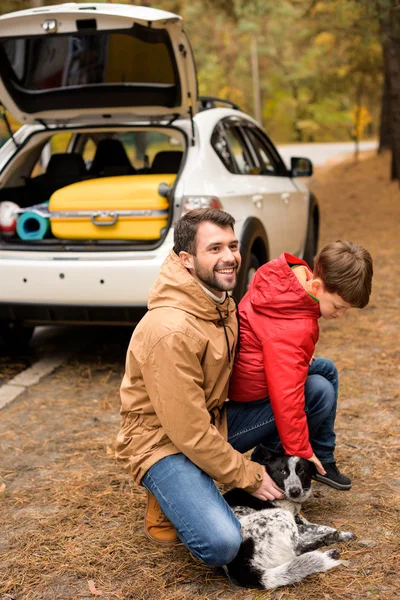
[142,357,338,567]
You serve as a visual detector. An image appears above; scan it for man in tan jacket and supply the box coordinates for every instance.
[116,208,282,567]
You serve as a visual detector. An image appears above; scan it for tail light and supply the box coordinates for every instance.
[182,196,223,213]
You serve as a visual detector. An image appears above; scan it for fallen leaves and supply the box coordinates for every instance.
[88,579,104,597]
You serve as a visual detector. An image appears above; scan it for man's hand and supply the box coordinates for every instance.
[250,465,284,501]
[308,453,326,475]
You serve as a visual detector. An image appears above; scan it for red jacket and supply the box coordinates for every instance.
[229,253,320,459]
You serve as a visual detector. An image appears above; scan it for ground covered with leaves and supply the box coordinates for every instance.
[0,151,399,600]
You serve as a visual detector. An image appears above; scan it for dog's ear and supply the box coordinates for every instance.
[255,444,279,464]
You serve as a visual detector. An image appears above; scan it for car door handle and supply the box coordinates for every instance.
[252,194,263,209]
[281,192,290,205]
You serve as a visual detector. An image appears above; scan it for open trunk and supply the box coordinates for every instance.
[0,3,198,124]
[0,126,186,250]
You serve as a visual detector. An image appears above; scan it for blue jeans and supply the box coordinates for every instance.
[142,357,338,567]
[232,357,338,464]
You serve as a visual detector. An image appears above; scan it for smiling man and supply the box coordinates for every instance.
[115,208,283,569]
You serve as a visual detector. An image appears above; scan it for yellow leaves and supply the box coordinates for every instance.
[338,65,351,78]
[351,105,372,139]
[314,32,336,51]
[296,119,320,134]
[217,85,245,107]
[313,2,336,15]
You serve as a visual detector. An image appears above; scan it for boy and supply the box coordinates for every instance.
[228,240,373,490]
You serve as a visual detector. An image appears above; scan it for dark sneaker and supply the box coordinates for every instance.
[314,462,352,491]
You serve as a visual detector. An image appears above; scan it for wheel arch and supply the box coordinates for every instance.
[234,217,269,301]
[309,191,320,256]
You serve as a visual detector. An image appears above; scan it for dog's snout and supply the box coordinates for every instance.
[289,487,301,498]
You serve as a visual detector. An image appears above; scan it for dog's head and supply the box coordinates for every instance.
[255,446,315,503]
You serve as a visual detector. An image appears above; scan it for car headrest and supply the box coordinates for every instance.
[46,153,87,177]
[89,138,135,174]
[150,151,183,174]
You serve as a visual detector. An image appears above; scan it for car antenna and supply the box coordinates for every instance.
[0,103,19,149]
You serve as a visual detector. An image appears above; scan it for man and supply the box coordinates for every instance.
[115,208,282,568]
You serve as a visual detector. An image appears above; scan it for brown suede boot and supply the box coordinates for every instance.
[144,491,179,546]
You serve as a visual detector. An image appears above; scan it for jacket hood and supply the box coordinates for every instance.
[249,253,321,319]
[148,250,236,321]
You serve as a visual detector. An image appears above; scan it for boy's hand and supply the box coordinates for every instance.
[308,453,326,475]
[250,465,284,501]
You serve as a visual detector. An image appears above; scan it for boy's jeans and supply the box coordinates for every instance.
[142,357,338,567]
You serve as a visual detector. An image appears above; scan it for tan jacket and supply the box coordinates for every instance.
[116,250,263,492]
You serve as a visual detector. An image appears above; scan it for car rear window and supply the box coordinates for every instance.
[1,28,176,90]
[0,25,181,112]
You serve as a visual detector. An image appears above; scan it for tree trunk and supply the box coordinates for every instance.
[378,70,392,152]
[381,6,400,180]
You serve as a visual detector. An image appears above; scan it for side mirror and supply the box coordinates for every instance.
[290,157,313,178]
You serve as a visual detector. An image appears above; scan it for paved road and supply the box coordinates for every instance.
[278,140,378,168]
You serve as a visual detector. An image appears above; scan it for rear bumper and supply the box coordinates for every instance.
[0,235,173,324]
[0,302,147,326]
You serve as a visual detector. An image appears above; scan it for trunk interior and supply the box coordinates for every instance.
[0,126,185,251]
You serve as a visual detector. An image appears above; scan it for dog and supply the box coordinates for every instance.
[223,447,355,590]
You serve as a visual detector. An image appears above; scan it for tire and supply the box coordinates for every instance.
[0,321,35,354]
[302,216,316,269]
[234,251,260,301]
[234,218,269,302]
[245,253,260,291]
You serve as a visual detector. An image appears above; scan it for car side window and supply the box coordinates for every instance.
[224,127,253,174]
[211,125,236,173]
[244,127,281,176]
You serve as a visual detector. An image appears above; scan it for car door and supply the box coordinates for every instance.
[0,4,198,126]
[240,123,308,257]
[210,119,285,255]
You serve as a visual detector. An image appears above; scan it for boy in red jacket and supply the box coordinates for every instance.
[228,240,373,490]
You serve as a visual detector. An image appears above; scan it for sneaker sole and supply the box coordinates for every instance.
[314,473,352,491]
[143,524,181,546]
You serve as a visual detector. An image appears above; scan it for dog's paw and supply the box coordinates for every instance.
[326,548,341,560]
[339,531,356,542]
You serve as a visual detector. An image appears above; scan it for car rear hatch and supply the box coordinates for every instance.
[0,3,198,126]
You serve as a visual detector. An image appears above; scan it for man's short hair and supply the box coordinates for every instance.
[314,240,373,308]
[173,208,235,255]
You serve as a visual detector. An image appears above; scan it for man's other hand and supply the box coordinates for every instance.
[308,453,326,475]
[250,465,284,501]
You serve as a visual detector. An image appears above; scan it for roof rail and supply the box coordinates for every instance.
[198,96,242,112]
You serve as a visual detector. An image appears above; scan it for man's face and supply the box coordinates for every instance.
[180,221,241,296]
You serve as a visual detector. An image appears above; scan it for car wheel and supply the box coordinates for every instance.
[303,216,316,269]
[246,252,260,291]
[0,321,34,353]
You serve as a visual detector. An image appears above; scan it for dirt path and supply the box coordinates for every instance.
[0,151,399,600]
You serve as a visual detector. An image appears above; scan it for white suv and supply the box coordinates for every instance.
[0,3,319,347]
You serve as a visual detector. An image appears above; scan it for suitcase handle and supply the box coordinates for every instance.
[91,212,118,226]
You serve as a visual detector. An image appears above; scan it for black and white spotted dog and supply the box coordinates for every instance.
[223,447,355,590]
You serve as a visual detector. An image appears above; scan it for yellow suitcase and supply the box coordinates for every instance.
[49,174,175,241]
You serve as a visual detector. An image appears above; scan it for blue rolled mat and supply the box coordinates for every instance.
[16,210,50,240]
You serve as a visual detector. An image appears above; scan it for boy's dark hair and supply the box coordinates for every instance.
[314,240,373,308]
[173,208,235,255]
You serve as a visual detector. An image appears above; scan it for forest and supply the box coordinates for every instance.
[1,0,400,177]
